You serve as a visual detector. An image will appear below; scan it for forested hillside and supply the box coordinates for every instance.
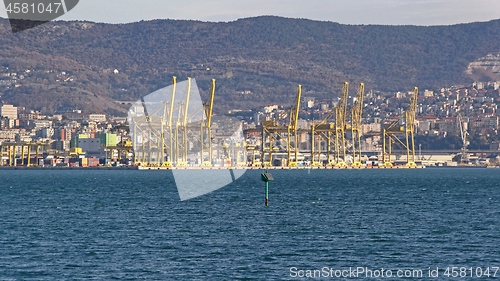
[1,16,499,115]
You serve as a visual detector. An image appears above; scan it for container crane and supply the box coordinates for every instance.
[256,85,302,167]
[381,87,418,167]
[350,83,365,167]
[310,82,349,167]
[457,113,469,163]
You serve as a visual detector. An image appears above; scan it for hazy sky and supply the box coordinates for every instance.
[1,0,500,25]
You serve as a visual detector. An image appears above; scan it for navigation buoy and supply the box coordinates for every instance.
[261,170,274,206]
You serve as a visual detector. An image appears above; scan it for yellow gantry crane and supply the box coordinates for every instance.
[245,82,418,168]
[457,113,469,163]
[310,82,350,167]
[381,87,418,167]
[176,78,192,167]
[1,142,49,166]
[127,78,418,168]
[103,140,133,161]
[290,85,302,167]
[202,79,216,167]
[257,85,302,167]
[130,77,215,167]
[350,83,365,167]
[253,82,364,168]
[164,76,177,167]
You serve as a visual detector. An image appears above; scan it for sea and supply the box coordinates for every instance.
[1,168,499,280]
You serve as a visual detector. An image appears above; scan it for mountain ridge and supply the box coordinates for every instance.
[0,16,500,115]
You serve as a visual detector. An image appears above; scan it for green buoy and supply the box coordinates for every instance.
[261,170,274,206]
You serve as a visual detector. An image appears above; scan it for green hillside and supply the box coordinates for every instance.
[1,16,499,115]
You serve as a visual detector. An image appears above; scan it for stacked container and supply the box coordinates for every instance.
[79,158,88,167]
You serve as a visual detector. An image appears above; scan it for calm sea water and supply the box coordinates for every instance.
[1,168,499,280]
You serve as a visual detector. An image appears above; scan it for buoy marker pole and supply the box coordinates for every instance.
[261,170,273,207]
[265,181,269,206]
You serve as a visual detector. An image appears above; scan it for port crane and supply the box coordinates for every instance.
[381,87,418,167]
[350,83,365,166]
[254,85,302,167]
[1,142,49,166]
[129,77,215,167]
[310,82,350,167]
[457,113,469,163]
[127,78,420,168]
[309,82,365,167]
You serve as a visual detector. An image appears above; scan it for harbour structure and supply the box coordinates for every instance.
[350,83,365,166]
[1,142,49,166]
[127,77,248,168]
[380,87,418,167]
[308,82,362,167]
[102,139,134,163]
[128,77,213,167]
[457,113,469,163]
[250,82,367,167]
[245,83,419,168]
[246,85,302,167]
[121,79,420,168]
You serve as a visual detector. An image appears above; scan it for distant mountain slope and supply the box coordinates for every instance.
[1,16,500,115]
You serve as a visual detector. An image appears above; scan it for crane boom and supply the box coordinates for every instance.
[458,113,469,163]
[206,79,215,127]
[293,85,302,130]
[351,83,364,166]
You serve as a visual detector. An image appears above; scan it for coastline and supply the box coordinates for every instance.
[1,165,498,170]
[1,165,427,170]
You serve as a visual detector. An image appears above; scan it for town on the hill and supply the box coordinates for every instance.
[1,77,500,167]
